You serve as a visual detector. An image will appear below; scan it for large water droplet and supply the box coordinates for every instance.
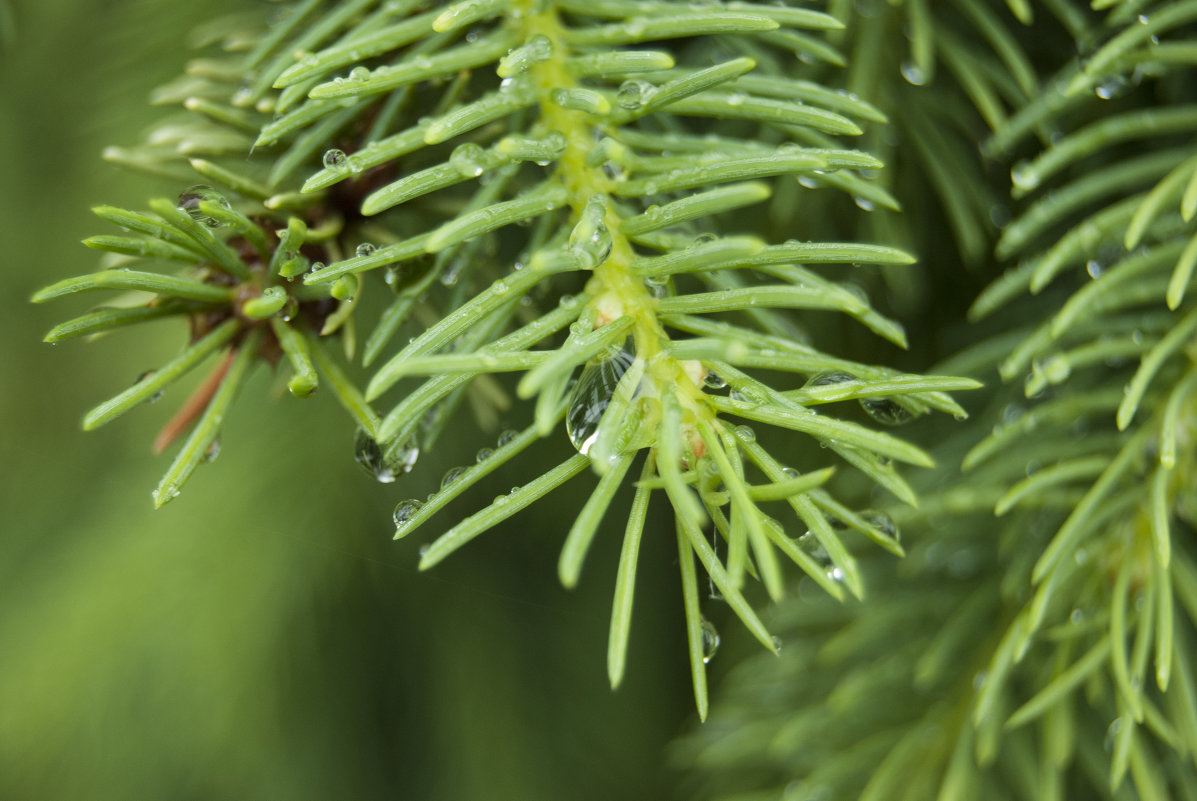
[441,466,466,489]
[860,397,913,426]
[566,342,636,455]
[355,242,376,258]
[805,370,857,388]
[617,79,654,110]
[450,142,486,178]
[700,618,720,664]
[353,428,419,483]
[797,531,831,566]
[643,276,669,299]
[703,370,728,389]
[323,148,348,171]
[860,510,899,543]
[393,499,423,530]
[176,185,230,227]
[497,429,519,448]
[202,438,221,463]
[569,195,612,269]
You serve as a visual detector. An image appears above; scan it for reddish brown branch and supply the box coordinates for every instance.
[153,348,237,454]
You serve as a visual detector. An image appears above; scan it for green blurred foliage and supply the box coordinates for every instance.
[0,2,694,798]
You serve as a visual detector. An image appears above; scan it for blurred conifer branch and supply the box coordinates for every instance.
[679,0,1197,798]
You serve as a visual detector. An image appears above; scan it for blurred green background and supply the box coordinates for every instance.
[0,2,704,798]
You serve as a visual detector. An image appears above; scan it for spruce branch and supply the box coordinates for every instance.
[34,0,978,716]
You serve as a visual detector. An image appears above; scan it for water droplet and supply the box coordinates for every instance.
[860,397,913,426]
[1105,717,1123,752]
[853,196,875,212]
[692,232,718,247]
[1033,353,1071,385]
[135,369,165,402]
[541,130,567,161]
[700,618,720,663]
[797,531,831,566]
[323,148,348,170]
[860,510,899,543]
[781,467,799,479]
[353,428,419,483]
[617,79,654,110]
[176,185,230,227]
[734,425,755,443]
[202,438,221,463]
[355,242,376,258]
[703,370,727,390]
[497,429,519,448]
[450,142,486,177]
[805,370,857,387]
[566,343,636,455]
[475,447,494,462]
[643,276,669,299]
[349,66,370,82]
[1011,162,1038,192]
[438,256,465,286]
[771,635,783,652]
[1070,608,1085,624]
[1094,74,1131,100]
[569,195,612,269]
[441,466,466,489]
[900,59,927,86]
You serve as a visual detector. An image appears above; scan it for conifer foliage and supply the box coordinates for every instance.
[32,0,1197,796]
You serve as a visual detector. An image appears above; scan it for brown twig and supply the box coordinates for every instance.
[153,347,237,454]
